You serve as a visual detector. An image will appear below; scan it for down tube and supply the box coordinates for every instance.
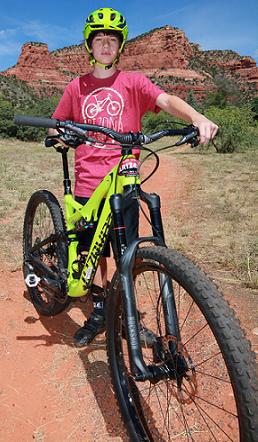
[68,198,113,297]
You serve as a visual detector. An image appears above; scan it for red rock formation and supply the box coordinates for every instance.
[1,26,257,99]
[2,42,70,92]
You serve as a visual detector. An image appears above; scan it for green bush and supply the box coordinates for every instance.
[15,96,62,141]
[0,95,16,137]
[142,111,184,133]
[205,105,257,153]
[0,75,62,140]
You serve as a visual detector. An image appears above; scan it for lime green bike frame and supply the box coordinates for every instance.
[63,152,140,298]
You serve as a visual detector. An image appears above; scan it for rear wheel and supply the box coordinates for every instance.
[23,190,70,315]
[106,247,258,442]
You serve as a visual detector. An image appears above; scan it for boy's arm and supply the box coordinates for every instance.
[156,93,218,145]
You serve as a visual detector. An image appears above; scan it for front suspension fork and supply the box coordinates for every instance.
[140,190,181,352]
[110,190,181,380]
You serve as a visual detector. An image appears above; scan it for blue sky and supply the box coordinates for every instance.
[0,0,257,71]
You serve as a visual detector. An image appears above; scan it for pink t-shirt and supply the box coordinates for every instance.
[53,70,164,196]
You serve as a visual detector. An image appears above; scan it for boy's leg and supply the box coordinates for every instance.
[74,257,107,347]
[74,193,156,347]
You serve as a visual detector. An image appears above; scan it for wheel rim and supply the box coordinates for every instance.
[113,260,240,441]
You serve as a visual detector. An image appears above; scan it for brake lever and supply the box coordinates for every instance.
[175,133,196,146]
[190,136,199,148]
[45,135,60,147]
[175,127,199,148]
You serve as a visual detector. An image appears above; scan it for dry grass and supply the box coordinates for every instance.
[165,148,258,290]
[0,138,257,290]
[0,138,73,269]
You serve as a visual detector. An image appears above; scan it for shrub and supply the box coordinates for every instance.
[205,105,257,153]
[0,94,61,140]
[142,111,184,133]
[0,95,16,137]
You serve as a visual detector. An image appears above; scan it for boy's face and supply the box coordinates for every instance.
[91,32,120,65]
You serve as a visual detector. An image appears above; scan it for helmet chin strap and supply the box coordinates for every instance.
[93,60,114,70]
[90,54,119,70]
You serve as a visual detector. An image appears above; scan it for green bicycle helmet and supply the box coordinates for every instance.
[83,7,128,55]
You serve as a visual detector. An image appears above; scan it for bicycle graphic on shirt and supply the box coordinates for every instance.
[85,93,121,118]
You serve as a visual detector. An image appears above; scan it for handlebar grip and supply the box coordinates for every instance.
[14,115,58,129]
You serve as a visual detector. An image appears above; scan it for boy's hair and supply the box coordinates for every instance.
[87,30,123,50]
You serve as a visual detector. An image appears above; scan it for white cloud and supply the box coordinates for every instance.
[0,19,80,53]
[153,3,196,21]
[0,28,21,56]
[20,20,68,46]
[0,43,21,56]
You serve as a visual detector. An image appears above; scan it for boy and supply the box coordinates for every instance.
[50,7,218,347]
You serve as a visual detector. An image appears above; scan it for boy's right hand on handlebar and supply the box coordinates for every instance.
[192,115,218,145]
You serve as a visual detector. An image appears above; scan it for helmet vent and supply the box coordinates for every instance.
[98,13,103,19]
[110,13,116,21]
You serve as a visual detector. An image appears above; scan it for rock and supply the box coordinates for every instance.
[0,26,257,99]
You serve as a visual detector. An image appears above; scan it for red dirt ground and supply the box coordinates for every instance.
[0,155,257,441]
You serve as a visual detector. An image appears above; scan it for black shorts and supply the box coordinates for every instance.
[75,194,139,257]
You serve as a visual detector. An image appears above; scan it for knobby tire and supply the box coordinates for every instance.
[106,246,258,442]
[23,190,70,316]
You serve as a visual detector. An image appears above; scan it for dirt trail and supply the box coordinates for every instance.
[0,154,257,441]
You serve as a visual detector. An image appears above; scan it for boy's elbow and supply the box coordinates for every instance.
[156,92,172,112]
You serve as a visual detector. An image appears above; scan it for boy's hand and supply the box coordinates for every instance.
[192,115,218,145]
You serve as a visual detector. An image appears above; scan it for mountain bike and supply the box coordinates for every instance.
[14,115,258,442]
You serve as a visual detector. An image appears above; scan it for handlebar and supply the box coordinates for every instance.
[14,115,199,147]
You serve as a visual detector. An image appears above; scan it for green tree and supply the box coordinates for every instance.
[205,75,247,109]
[186,90,202,112]
[142,111,183,133]
[0,95,16,137]
[250,97,258,120]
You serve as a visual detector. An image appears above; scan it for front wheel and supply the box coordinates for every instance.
[106,246,258,442]
[23,190,70,316]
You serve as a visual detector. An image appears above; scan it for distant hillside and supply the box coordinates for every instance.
[0,25,257,105]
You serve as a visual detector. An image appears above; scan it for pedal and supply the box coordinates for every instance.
[25,273,41,288]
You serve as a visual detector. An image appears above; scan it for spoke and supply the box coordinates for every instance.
[194,351,222,368]
[189,390,237,418]
[154,382,186,430]
[183,322,209,346]
[167,380,238,439]
[186,393,218,442]
[177,400,196,442]
[177,379,237,419]
[187,393,236,442]
[180,298,195,332]
[139,271,157,310]
[164,383,171,441]
[153,383,171,439]
[195,368,231,384]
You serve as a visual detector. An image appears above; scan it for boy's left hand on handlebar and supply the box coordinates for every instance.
[192,116,219,145]
[45,132,85,149]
